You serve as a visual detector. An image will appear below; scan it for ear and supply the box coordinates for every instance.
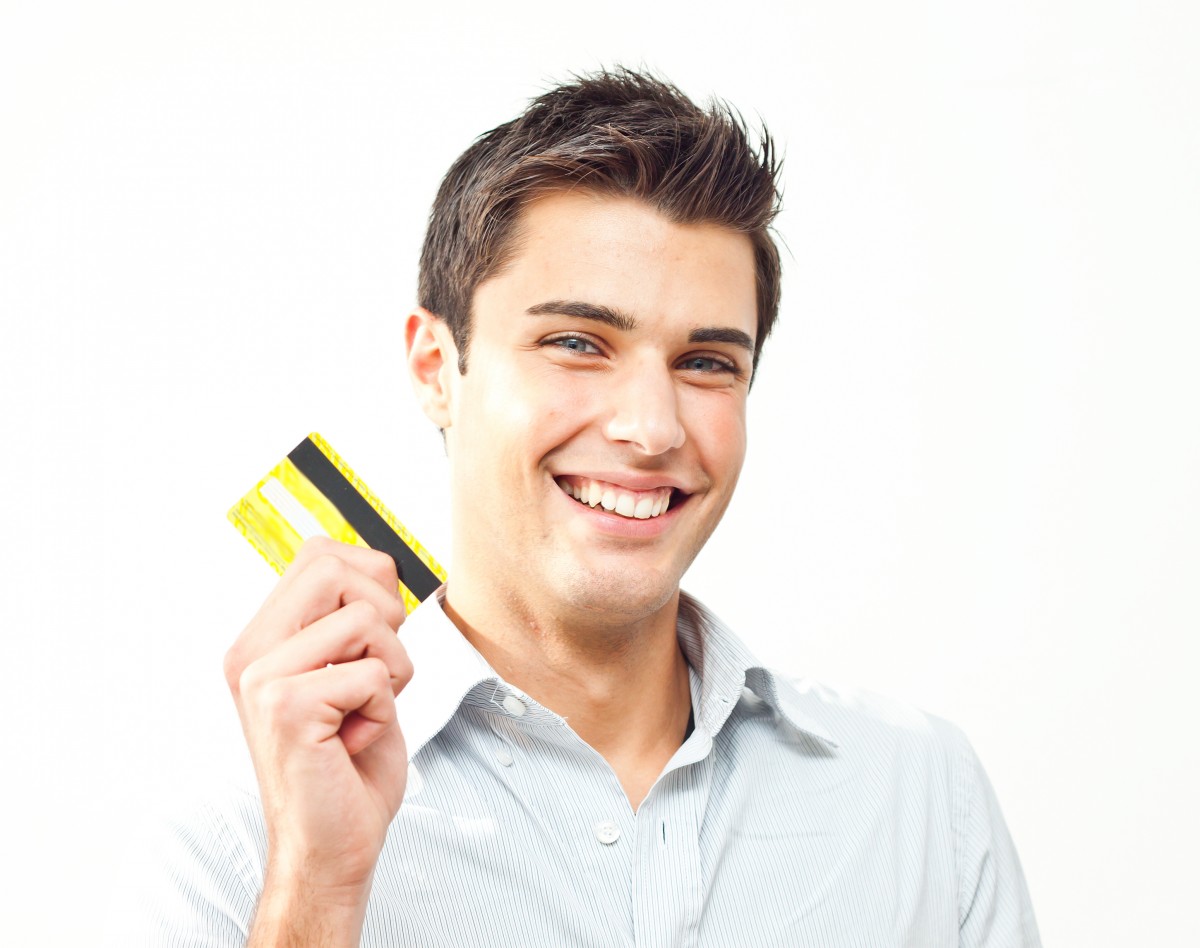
[405,307,459,429]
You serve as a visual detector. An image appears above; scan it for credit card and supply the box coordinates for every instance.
[228,433,446,613]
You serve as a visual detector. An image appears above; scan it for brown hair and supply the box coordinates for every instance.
[418,67,782,375]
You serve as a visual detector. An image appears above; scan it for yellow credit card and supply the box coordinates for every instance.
[228,432,445,613]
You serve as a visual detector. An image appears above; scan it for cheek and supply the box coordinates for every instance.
[684,393,747,476]
[459,362,592,466]
[506,366,584,437]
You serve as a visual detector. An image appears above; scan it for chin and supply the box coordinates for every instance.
[554,565,680,624]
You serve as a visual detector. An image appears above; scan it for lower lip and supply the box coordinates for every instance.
[557,487,682,538]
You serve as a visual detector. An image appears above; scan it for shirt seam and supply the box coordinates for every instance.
[951,728,975,930]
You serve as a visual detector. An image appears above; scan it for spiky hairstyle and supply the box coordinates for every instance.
[418,67,783,374]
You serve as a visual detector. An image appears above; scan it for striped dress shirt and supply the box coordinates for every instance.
[137,591,1040,946]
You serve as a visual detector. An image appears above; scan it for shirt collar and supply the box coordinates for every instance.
[676,592,839,749]
[394,587,838,761]
[394,587,499,761]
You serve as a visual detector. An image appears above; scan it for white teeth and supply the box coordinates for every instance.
[559,477,677,520]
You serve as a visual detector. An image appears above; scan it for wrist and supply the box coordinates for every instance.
[249,860,373,948]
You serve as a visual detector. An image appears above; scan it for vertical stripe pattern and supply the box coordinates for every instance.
[129,593,1041,947]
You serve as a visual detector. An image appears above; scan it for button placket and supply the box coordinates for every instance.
[632,760,709,947]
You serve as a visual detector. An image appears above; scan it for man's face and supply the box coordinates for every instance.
[439,191,758,621]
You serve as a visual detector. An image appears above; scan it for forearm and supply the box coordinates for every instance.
[247,866,371,948]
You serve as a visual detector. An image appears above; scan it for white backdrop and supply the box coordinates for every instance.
[2,2,1197,944]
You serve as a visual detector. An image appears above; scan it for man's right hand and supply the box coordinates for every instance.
[224,537,413,945]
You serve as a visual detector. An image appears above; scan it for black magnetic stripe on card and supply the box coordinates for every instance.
[287,437,442,601]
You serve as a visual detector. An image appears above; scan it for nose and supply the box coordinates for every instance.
[603,364,686,455]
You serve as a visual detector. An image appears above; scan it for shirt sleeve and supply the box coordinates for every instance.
[118,791,264,947]
[949,727,1043,948]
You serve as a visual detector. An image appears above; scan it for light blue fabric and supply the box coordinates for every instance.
[139,591,1040,946]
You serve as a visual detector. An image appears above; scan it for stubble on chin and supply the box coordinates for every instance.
[548,561,684,637]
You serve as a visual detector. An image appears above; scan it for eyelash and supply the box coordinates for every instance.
[678,355,739,375]
[546,335,602,355]
[542,335,743,377]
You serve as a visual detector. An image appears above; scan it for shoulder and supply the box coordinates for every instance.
[769,671,975,765]
[763,674,1040,943]
[753,672,989,829]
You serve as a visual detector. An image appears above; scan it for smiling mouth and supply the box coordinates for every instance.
[554,476,682,520]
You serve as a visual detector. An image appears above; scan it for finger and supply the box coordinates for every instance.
[249,657,398,754]
[348,715,407,795]
[300,657,400,754]
[233,553,405,664]
[286,537,401,600]
[285,550,406,631]
[226,543,406,696]
[339,708,402,759]
[242,600,414,695]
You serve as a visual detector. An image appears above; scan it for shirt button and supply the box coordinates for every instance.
[502,695,527,717]
[594,821,621,845]
[494,748,513,767]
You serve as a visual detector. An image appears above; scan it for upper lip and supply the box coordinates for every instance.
[552,470,696,494]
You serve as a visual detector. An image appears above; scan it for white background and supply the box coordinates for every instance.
[2,1,1197,944]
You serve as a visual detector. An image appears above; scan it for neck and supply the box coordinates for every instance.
[441,576,692,811]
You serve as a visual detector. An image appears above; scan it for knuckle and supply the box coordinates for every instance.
[364,656,391,689]
[383,598,407,630]
[343,597,379,623]
[366,548,400,586]
[308,552,349,588]
[236,659,267,700]
[395,653,415,689]
[222,645,244,691]
[285,535,335,574]
[256,678,292,721]
[341,600,383,643]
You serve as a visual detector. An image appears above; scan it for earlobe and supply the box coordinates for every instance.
[405,307,458,429]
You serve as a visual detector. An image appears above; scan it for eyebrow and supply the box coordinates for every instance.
[526,300,637,332]
[687,326,754,353]
[525,299,755,353]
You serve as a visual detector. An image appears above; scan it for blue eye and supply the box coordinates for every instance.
[551,336,600,354]
[681,356,733,373]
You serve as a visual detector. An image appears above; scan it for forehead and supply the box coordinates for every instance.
[472,191,758,340]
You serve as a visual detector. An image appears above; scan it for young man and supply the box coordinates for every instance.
[150,70,1040,946]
